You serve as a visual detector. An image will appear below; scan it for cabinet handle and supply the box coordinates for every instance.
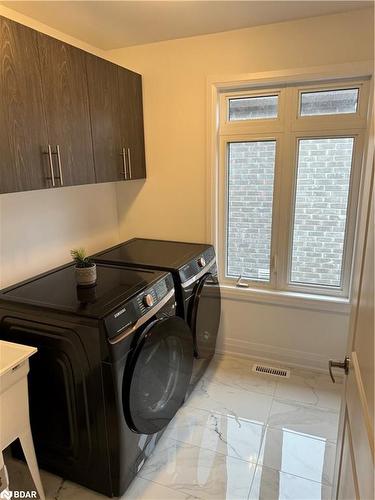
[46,144,56,187]
[127,147,132,179]
[121,147,128,179]
[56,145,64,186]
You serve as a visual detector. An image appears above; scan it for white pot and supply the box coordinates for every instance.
[75,264,97,287]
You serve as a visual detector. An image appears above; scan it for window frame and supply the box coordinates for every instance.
[216,77,370,299]
[218,133,284,291]
[280,130,364,298]
[292,80,370,131]
[219,87,286,135]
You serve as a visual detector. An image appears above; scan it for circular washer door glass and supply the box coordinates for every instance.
[123,316,193,434]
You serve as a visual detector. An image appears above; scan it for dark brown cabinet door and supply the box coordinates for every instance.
[37,33,95,187]
[118,68,146,180]
[0,16,146,194]
[85,54,124,183]
[0,17,49,194]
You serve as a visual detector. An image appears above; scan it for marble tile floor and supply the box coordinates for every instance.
[4,355,343,500]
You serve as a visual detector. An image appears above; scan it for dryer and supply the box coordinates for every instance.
[92,238,221,390]
[0,263,193,496]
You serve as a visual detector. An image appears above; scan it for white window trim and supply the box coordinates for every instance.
[206,61,374,313]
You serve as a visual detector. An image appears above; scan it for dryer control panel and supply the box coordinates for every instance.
[179,246,216,284]
[104,273,174,339]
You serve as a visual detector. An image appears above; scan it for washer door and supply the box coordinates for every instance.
[123,316,193,435]
[189,273,221,359]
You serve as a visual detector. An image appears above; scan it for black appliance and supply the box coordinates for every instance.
[0,263,193,496]
[92,238,221,390]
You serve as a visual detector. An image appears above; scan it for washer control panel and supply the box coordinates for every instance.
[105,273,174,339]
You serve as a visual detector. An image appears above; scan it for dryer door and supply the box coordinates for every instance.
[123,316,193,435]
[189,273,221,359]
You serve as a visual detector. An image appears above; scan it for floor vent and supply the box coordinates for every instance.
[252,363,290,378]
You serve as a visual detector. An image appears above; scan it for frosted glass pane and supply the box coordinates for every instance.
[300,89,358,116]
[226,141,276,281]
[290,138,354,287]
[229,95,278,121]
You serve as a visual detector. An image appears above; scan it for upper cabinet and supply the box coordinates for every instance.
[85,54,123,183]
[0,17,49,193]
[86,55,146,182]
[0,16,146,195]
[118,68,146,180]
[37,33,96,187]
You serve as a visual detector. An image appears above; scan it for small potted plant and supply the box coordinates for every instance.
[71,248,97,287]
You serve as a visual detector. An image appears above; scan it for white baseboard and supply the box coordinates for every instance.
[215,337,331,372]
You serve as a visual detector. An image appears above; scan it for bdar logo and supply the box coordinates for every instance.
[1,492,36,499]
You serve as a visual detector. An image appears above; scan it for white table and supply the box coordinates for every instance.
[0,340,45,500]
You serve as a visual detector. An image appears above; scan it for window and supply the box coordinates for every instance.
[229,95,278,121]
[227,140,276,281]
[218,79,369,297]
[290,138,354,287]
[299,88,359,116]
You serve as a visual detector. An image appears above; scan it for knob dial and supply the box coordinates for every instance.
[143,294,154,307]
[197,257,206,268]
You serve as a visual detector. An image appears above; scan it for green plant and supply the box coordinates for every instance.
[70,248,94,268]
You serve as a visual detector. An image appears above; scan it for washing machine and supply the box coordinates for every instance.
[92,238,221,390]
[0,262,193,497]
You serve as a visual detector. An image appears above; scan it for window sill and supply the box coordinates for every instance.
[220,285,351,314]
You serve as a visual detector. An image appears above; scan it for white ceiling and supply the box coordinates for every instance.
[2,1,373,50]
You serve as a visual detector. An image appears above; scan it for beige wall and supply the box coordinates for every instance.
[108,9,372,368]
[0,5,120,288]
[0,184,119,287]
